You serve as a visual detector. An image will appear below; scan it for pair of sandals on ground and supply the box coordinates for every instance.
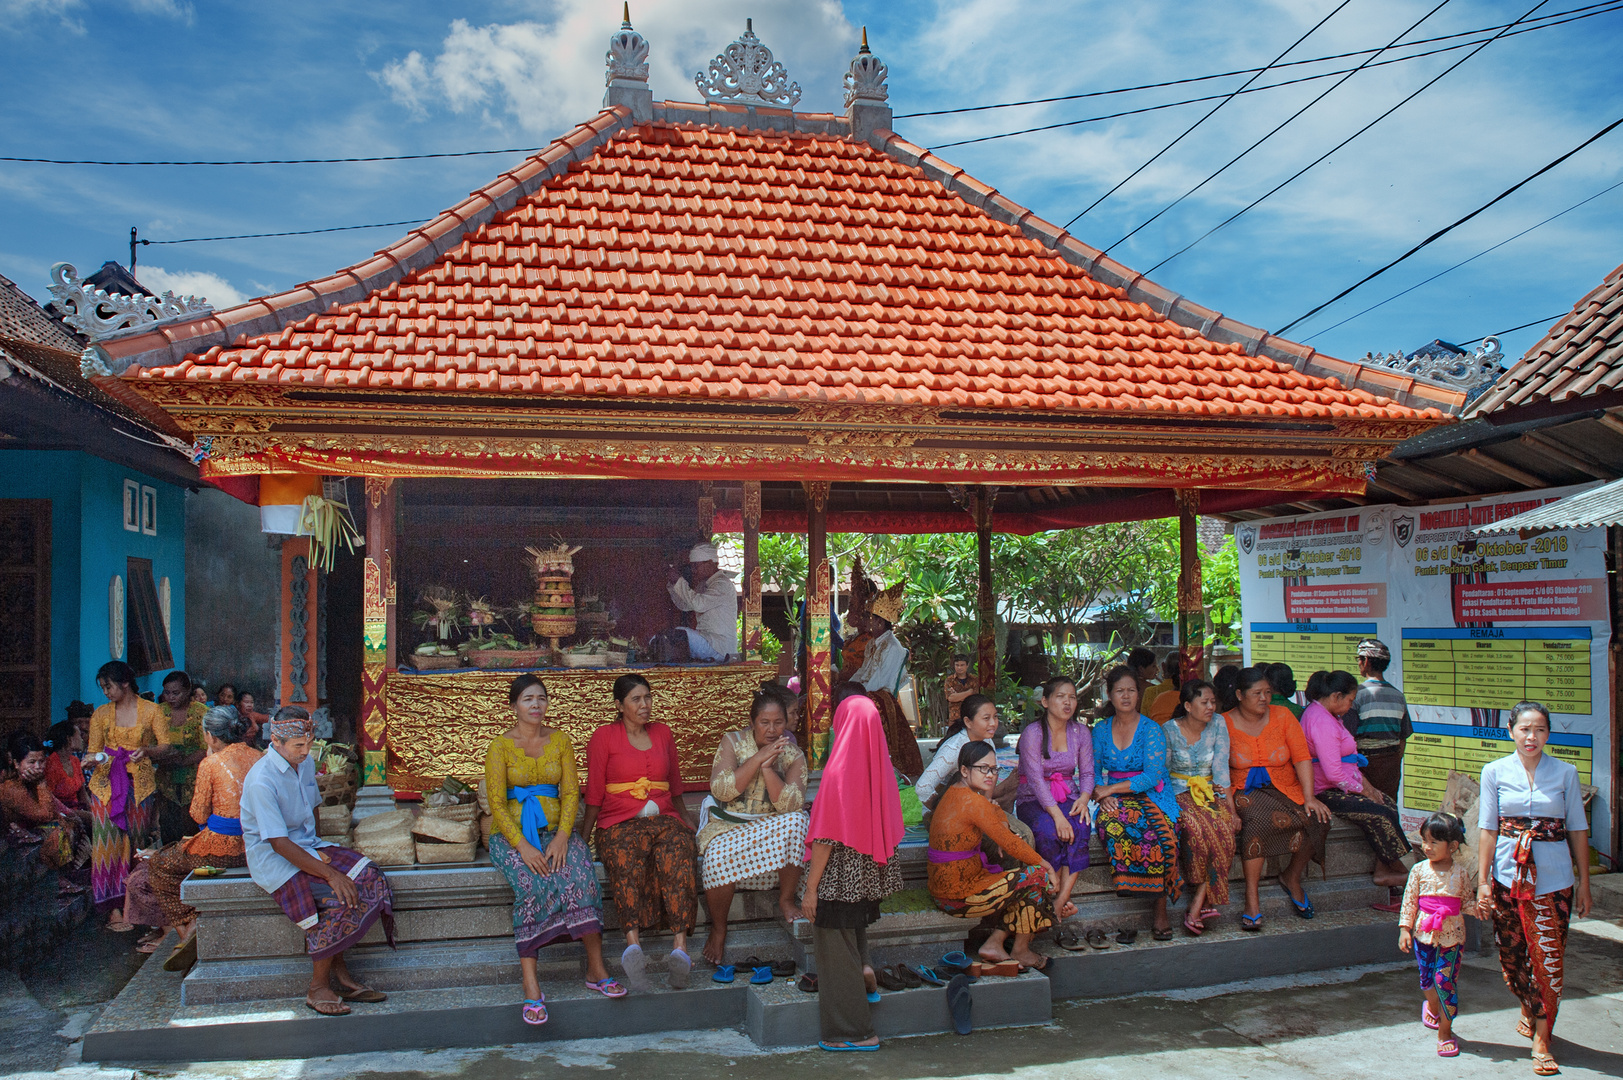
[712,954,795,984]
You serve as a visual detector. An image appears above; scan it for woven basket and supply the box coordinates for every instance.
[414,837,479,864]
[532,613,576,637]
[479,814,493,848]
[475,778,491,815]
[413,815,477,844]
[318,771,358,808]
[407,653,462,671]
[316,804,352,835]
[558,651,608,668]
[318,830,352,848]
[352,808,415,838]
[422,803,478,825]
[354,830,416,867]
[466,648,548,670]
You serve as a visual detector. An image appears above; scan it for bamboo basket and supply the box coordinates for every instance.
[558,652,609,668]
[316,803,352,835]
[353,809,417,866]
[465,648,548,670]
[532,613,576,638]
[407,653,462,671]
[318,771,357,808]
[414,837,479,864]
[420,802,478,825]
[412,815,478,844]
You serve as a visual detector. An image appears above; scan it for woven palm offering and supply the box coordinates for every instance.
[526,543,581,639]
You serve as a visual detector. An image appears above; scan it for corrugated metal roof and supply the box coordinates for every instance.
[1473,480,1620,533]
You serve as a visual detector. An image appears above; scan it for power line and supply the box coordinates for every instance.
[894,1,1621,119]
[1065,0,1351,228]
[138,219,428,245]
[925,3,1619,153]
[1279,113,1623,335]
[1458,313,1570,346]
[1102,0,1456,259]
[1145,0,1555,276]
[1303,175,1623,341]
[0,147,547,167]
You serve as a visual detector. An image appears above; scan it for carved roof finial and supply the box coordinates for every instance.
[843,27,888,109]
[694,19,802,108]
[605,6,649,88]
[621,1,631,29]
[860,26,869,54]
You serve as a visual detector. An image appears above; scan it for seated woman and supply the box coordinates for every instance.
[918,694,1009,812]
[1091,665,1182,940]
[487,675,622,1023]
[698,690,809,967]
[1,733,80,870]
[929,740,1055,972]
[1300,669,1411,902]
[1015,676,1093,922]
[124,706,261,967]
[1225,666,1332,930]
[583,674,699,993]
[1163,680,1238,935]
[43,719,89,815]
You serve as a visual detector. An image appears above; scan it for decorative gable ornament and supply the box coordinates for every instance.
[48,262,212,343]
[843,29,888,108]
[694,19,801,108]
[1358,336,1502,392]
[605,4,649,86]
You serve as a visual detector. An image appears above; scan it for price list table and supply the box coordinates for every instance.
[1399,627,1592,714]
[1248,622,1376,671]
[1402,721,1593,811]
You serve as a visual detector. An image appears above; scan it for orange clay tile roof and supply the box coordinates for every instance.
[1468,261,1623,417]
[129,117,1445,422]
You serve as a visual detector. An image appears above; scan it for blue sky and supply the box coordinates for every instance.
[2,0,1619,370]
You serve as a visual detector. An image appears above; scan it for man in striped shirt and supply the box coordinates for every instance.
[1343,638,1412,803]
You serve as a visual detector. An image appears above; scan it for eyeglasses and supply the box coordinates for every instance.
[965,764,999,777]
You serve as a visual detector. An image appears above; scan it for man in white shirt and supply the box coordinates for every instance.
[850,581,908,695]
[662,542,739,661]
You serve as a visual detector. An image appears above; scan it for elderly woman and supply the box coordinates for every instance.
[1092,665,1181,940]
[1300,669,1411,901]
[1163,679,1238,935]
[583,674,699,993]
[87,660,172,929]
[123,706,261,968]
[1015,676,1093,924]
[486,675,621,1023]
[1225,666,1331,931]
[1476,701,1592,1076]
[929,740,1055,973]
[698,690,809,968]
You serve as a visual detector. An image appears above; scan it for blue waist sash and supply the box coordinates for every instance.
[1242,766,1273,792]
[1310,752,1369,767]
[206,813,242,836]
[510,783,561,850]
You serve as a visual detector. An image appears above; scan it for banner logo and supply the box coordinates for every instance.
[1393,514,1415,548]
[1236,525,1256,555]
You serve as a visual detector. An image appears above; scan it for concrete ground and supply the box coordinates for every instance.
[4,913,1620,1079]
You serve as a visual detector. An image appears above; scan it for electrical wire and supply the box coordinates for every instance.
[895,1,1621,119]
[1302,174,1623,341]
[1145,0,1555,276]
[138,220,429,245]
[1457,314,1571,346]
[1101,0,1455,259]
[1066,0,1351,228]
[1278,112,1623,334]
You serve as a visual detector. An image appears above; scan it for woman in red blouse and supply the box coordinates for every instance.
[582,674,700,993]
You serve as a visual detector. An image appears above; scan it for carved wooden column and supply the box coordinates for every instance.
[697,480,715,537]
[361,478,397,786]
[1176,489,1206,684]
[973,487,998,692]
[279,537,318,707]
[742,481,762,660]
[803,481,833,766]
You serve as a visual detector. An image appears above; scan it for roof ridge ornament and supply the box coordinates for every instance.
[47,261,212,343]
[1358,336,1502,394]
[843,27,888,108]
[605,3,649,87]
[694,18,802,109]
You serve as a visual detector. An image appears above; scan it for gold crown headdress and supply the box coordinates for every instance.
[868,580,906,625]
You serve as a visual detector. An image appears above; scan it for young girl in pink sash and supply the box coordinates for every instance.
[1399,812,1472,1057]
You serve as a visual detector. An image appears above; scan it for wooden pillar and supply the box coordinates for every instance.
[742,481,762,660]
[279,537,318,707]
[974,487,997,692]
[804,481,833,766]
[697,480,715,537]
[361,478,397,786]
[1176,489,1206,684]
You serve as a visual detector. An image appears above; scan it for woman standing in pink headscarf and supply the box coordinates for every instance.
[801,694,905,1052]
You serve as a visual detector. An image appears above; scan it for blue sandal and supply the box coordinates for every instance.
[1278,881,1314,919]
[749,965,773,985]
[1240,913,1264,932]
[939,950,972,974]
[820,1040,880,1052]
[712,965,736,984]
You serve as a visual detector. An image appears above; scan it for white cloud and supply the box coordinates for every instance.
[2,0,86,33]
[376,1,858,135]
[126,0,194,23]
[136,267,247,308]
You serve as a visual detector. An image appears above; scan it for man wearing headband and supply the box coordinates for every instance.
[659,541,739,661]
[240,706,395,1016]
[1343,639,1412,804]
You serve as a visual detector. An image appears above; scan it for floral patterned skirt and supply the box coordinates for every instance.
[489,831,604,957]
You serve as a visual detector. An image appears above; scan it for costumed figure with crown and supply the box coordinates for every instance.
[848,580,923,779]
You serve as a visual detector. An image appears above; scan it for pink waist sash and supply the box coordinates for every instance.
[1416,895,1461,934]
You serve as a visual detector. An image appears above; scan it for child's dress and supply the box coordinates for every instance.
[1400,859,1472,1019]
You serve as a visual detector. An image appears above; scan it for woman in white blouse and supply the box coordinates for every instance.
[917,695,1002,810]
[1475,701,1591,1076]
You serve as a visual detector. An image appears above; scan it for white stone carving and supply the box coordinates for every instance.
[48,261,213,342]
[843,30,888,107]
[694,19,801,108]
[605,5,649,86]
[1359,336,1502,391]
[79,346,112,377]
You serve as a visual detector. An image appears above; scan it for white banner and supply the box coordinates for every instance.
[1235,486,1610,855]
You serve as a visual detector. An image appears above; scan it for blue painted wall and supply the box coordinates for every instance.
[0,449,186,722]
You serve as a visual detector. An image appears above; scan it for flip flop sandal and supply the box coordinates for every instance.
[1022,955,1049,973]
[1278,882,1314,919]
[585,977,628,999]
[939,950,972,974]
[1200,907,1221,921]
[621,944,651,993]
[712,965,736,984]
[947,973,974,1035]
[770,958,796,977]
[1517,1018,1535,1039]
[163,935,198,973]
[105,920,135,934]
[304,995,351,1017]
[1152,928,1174,941]
[1436,1038,1459,1057]
[1115,929,1138,946]
[135,939,162,954]
[819,1040,880,1052]
[522,998,548,1025]
[875,966,906,991]
[1086,929,1110,949]
[666,947,692,990]
[1532,1051,1558,1075]
[796,974,818,993]
[896,964,923,989]
[749,965,773,985]
[1056,928,1086,951]
[338,986,387,1003]
[1240,913,1264,932]
[1422,1002,1439,1030]
[1183,914,1205,936]
[914,966,946,987]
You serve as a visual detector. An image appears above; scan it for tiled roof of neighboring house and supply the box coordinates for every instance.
[1469,261,1623,417]
[118,111,1449,423]
[0,272,82,357]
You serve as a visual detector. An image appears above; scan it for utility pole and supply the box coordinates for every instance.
[130,226,138,270]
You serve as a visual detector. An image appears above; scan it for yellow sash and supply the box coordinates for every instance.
[1172,772,1215,808]
[605,778,670,801]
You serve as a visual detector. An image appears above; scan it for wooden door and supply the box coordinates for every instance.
[0,500,50,737]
